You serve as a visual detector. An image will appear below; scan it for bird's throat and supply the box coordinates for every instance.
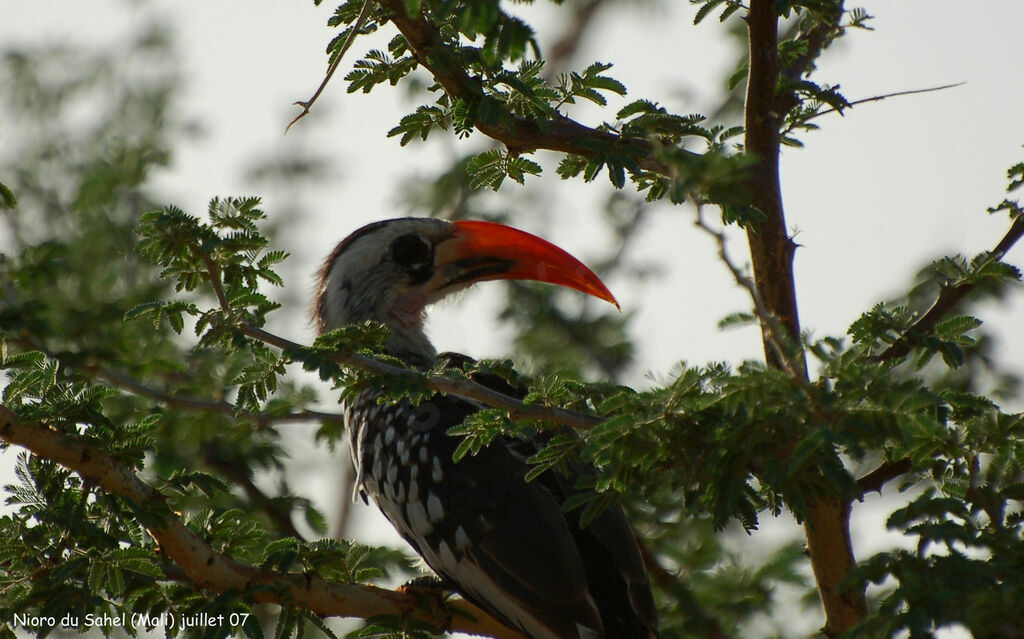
[383,313,436,369]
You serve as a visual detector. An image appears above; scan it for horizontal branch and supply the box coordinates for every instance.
[0,330,345,428]
[0,404,522,639]
[241,324,605,430]
[91,365,346,426]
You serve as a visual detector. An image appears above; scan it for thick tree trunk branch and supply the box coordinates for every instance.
[743,1,805,375]
[743,2,866,635]
[0,405,522,639]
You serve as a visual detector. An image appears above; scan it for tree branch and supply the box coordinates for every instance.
[851,212,1024,495]
[239,324,605,430]
[90,364,346,426]
[743,2,866,635]
[373,0,670,174]
[0,404,523,639]
[0,331,345,427]
[877,213,1024,363]
[805,82,966,123]
[856,458,913,495]
[778,2,845,110]
[692,204,808,386]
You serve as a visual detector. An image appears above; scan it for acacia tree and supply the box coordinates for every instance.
[2,2,1024,639]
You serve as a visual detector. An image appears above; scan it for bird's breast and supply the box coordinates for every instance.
[344,389,467,543]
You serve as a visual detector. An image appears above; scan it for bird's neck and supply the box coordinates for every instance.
[384,321,436,369]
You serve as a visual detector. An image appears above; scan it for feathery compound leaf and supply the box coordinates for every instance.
[465,149,541,191]
[1006,161,1024,192]
[387,106,449,145]
[693,0,727,25]
[934,315,982,341]
[466,149,506,190]
[616,99,663,120]
[506,155,542,185]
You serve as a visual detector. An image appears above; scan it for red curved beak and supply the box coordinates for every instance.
[429,220,619,309]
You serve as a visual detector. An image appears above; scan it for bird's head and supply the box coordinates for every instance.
[313,217,618,365]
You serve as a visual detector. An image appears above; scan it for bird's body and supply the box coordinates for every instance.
[315,218,658,639]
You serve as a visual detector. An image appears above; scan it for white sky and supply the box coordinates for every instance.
[2,1,1024,637]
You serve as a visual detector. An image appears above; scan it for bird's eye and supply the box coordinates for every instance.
[389,233,432,271]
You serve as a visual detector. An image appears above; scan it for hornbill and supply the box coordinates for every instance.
[313,218,659,639]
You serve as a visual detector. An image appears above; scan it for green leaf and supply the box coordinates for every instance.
[387,106,449,145]
[0,181,16,209]
[934,315,981,341]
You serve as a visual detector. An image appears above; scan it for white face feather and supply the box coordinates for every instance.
[314,218,456,365]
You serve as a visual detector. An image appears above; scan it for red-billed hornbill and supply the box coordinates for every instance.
[313,218,658,639]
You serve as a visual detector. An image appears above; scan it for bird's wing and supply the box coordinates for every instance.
[432,353,659,639]
[419,387,605,639]
[549,467,660,639]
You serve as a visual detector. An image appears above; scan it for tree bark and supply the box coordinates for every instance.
[743,2,868,635]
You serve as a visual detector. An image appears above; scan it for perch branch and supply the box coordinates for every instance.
[0,404,522,639]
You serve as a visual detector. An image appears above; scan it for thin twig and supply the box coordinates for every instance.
[202,441,306,539]
[1,328,345,427]
[876,213,1024,363]
[91,365,345,426]
[287,0,376,132]
[200,252,231,315]
[778,2,844,94]
[805,82,966,122]
[691,204,810,388]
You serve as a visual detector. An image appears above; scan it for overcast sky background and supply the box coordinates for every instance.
[3,1,1024,636]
